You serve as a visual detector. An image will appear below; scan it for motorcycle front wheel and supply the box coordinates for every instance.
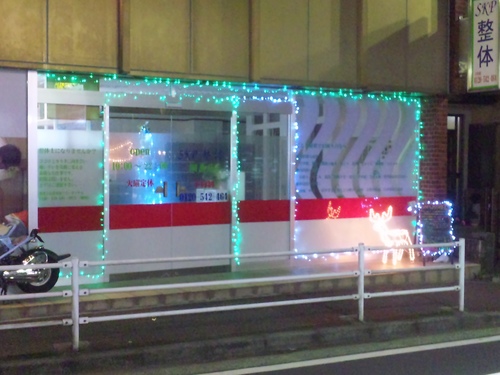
[16,249,60,293]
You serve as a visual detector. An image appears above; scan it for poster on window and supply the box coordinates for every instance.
[38,130,103,207]
[295,96,418,199]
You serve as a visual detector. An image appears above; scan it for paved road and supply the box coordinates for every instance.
[204,336,500,375]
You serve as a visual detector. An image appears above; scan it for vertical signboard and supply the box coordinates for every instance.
[470,0,499,91]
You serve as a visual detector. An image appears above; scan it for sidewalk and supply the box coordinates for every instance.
[0,254,479,322]
[1,258,500,374]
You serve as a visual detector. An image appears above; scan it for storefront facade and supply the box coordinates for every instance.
[0,71,420,283]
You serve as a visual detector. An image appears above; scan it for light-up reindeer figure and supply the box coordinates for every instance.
[369,206,415,265]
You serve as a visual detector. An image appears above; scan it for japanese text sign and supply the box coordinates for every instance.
[470,0,499,91]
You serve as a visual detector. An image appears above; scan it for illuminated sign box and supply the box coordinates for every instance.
[470,0,500,91]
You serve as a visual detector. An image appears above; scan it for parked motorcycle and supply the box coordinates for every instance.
[0,228,70,294]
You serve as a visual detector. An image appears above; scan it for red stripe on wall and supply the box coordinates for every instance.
[169,202,231,226]
[110,202,231,229]
[39,203,232,232]
[238,200,290,223]
[38,206,103,233]
[110,204,172,229]
[39,197,415,232]
[295,196,416,220]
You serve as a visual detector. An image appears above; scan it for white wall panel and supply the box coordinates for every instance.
[106,225,230,278]
[238,221,290,265]
[295,216,414,252]
[41,231,104,286]
[171,225,231,269]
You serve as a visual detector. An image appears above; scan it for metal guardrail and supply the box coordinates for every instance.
[0,239,466,351]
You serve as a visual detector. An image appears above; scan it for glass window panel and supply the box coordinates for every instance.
[238,112,289,200]
[269,113,280,123]
[109,108,230,205]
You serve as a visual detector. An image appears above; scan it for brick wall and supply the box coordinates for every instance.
[417,0,464,201]
[419,95,448,201]
[428,0,470,202]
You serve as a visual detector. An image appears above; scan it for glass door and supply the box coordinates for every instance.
[108,106,232,273]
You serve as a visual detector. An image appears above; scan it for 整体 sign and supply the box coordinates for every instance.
[470,0,500,91]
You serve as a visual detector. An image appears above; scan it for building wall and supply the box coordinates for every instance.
[0,0,449,94]
[420,95,449,201]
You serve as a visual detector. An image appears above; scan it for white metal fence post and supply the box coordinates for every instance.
[358,243,365,322]
[71,258,80,351]
[459,238,465,312]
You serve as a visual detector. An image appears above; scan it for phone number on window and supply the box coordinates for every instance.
[196,189,229,202]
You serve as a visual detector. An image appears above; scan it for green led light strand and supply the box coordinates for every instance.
[230,109,242,266]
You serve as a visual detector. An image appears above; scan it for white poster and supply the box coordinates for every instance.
[38,130,103,207]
